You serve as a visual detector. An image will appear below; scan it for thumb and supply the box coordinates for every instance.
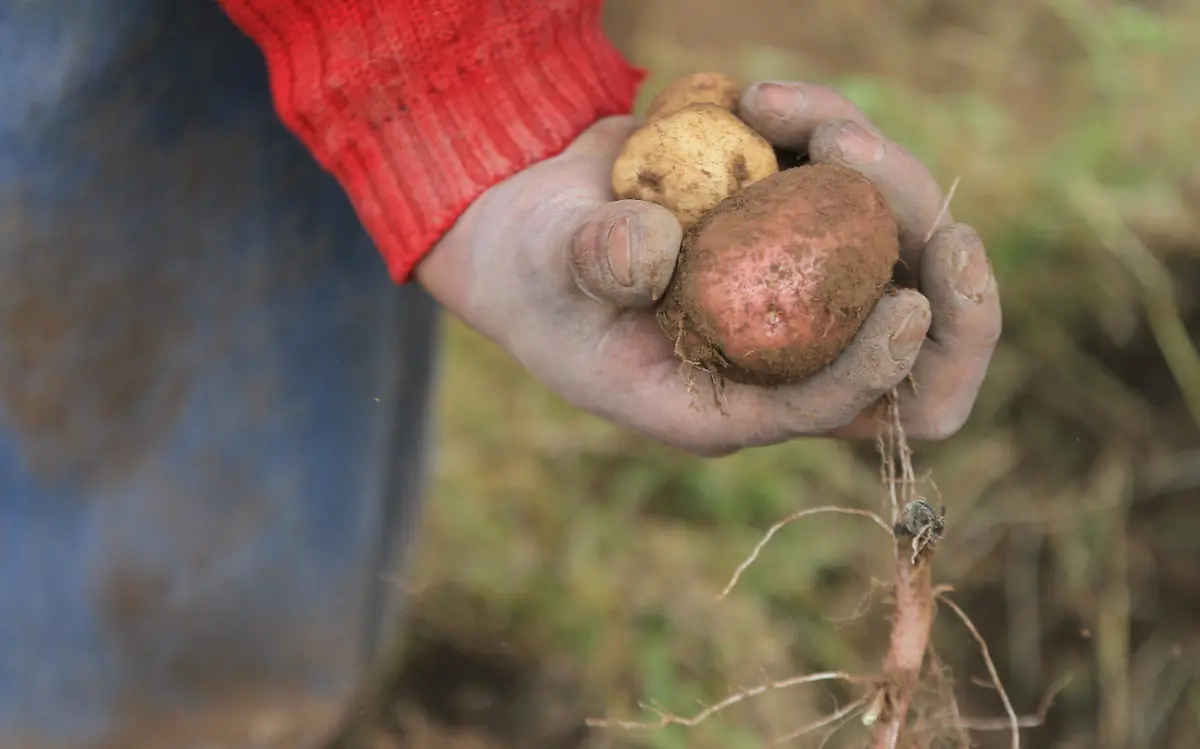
[568,199,683,309]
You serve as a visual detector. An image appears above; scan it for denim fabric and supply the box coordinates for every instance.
[0,1,440,746]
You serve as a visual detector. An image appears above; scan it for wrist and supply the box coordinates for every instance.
[413,210,473,319]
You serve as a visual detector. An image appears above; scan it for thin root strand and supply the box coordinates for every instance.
[717,507,893,601]
[937,594,1020,749]
[585,671,868,731]
[764,696,870,748]
[941,673,1074,732]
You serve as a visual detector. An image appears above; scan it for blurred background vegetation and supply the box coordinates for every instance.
[340,2,1200,748]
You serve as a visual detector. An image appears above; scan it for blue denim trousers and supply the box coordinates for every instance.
[0,2,441,746]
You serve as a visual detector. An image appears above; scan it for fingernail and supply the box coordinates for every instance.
[836,121,884,165]
[744,81,808,114]
[606,215,636,286]
[890,306,930,360]
[953,245,992,300]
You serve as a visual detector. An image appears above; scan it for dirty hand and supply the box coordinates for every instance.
[416,82,1001,455]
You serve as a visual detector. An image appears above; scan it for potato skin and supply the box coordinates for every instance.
[657,163,901,387]
[611,104,779,230]
[645,72,741,122]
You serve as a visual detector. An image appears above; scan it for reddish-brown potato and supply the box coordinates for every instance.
[657,163,900,387]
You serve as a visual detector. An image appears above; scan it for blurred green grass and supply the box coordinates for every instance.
[363,3,1200,748]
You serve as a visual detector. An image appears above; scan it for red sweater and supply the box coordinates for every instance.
[216,0,644,284]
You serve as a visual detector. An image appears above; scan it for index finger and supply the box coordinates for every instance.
[737,81,886,149]
[738,81,952,269]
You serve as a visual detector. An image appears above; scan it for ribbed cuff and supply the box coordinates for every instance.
[218,0,646,283]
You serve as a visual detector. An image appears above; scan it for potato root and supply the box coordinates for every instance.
[657,163,900,387]
[612,104,778,230]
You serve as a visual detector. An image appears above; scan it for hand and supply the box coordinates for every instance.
[416,83,1001,455]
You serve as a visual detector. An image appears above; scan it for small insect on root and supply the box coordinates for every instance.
[893,499,946,565]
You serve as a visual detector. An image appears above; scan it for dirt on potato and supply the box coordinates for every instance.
[657,163,900,387]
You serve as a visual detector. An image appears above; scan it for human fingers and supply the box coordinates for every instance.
[808,118,950,268]
[901,222,1001,438]
[595,289,929,455]
[737,81,884,149]
[553,116,685,308]
[830,223,1001,440]
[738,82,952,266]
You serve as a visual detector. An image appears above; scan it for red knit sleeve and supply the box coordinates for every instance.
[216,0,645,283]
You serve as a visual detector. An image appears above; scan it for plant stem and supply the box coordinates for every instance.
[871,541,935,749]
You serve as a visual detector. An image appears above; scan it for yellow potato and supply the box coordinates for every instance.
[612,103,779,230]
[645,72,741,122]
